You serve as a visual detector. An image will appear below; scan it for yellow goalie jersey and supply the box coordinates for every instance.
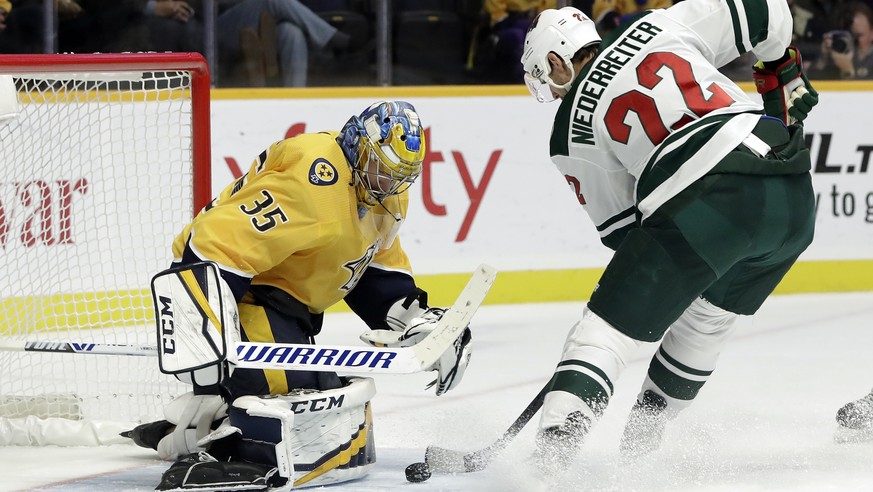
[171,132,412,314]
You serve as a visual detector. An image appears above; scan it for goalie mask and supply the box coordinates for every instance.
[337,101,426,208]
[521,7,600,103]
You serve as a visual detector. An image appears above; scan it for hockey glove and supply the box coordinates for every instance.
[753,46,819,126]
[360,307,473,396]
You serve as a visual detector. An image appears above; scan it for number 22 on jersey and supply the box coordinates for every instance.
[605,51,735,146]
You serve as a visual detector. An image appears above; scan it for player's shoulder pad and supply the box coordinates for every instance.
[270,132,350,189]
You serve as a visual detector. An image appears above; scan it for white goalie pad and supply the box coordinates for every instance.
[151,261,240,382]
[228,377,377,490]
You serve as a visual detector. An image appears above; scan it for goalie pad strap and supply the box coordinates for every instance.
[156,393,228,461]
[385,288,429,331]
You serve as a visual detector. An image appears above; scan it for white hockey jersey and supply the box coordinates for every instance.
[549,0,794,249]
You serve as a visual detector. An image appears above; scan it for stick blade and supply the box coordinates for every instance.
[412,263,497,371]
[425,445,491,473]
[425,445,469,473]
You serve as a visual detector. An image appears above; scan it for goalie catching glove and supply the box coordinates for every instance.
[360,291,472,395]
[753,46,819,126]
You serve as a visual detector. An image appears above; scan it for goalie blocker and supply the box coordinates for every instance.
[151,261,239,389]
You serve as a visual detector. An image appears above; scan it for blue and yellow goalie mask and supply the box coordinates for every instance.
[338,101,426,207]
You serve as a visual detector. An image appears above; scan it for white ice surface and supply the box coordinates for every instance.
[4,292,873,491]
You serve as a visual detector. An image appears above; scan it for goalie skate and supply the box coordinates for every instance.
[156,452,281,491]
[835,391,873,443]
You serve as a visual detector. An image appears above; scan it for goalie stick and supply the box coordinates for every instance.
[423,382,548,473]
[0,264,497,376]
[0,339,424,374]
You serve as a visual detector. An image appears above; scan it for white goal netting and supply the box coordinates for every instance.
[0,54,210,445]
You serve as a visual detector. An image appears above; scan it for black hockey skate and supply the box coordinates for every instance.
[619,390,668,459]
[835,390,873,443]
[121,419,175,450]
[532,410,591,475]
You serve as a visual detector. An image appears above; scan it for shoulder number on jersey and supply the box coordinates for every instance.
[239,190,288,232]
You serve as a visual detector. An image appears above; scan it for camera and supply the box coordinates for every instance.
[829,30,854,54]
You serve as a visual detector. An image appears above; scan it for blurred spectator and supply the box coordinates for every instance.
[0,0,84,53]
[592,0,672,36]
[57,0,148,53]
[217,0,351,87]
[810,1,873,79]
[790,0,830,45]
[0,0,18,52]
[0,1,8,31]
[143,0,203,53]
[468,0,556,83]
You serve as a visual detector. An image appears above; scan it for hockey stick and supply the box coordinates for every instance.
[424,382,548,473]
[0,339,428,374]
[0,264,497,376]
[0,340,159,357]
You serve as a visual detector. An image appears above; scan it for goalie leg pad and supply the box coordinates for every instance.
[227,377,377,490]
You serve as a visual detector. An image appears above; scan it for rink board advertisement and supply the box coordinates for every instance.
[210,86,873,297]
[0,86,870,333]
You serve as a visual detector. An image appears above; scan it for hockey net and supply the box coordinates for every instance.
[0,53,211,445]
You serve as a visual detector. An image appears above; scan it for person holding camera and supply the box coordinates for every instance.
[811,1,873,79]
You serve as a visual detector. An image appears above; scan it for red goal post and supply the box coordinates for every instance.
[0,53,211,445]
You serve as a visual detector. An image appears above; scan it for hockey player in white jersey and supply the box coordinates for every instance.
[520,1,818,471]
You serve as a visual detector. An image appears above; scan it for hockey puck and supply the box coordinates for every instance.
[405,461,432,483]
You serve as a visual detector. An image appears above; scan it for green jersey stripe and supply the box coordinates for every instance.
[636,115,732,203]
[726,0,772,55]
[596,207,636,233]
[725,0,747,55]
[742,0,770,46]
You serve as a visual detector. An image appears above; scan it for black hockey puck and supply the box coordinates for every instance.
[405,461,432,483]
